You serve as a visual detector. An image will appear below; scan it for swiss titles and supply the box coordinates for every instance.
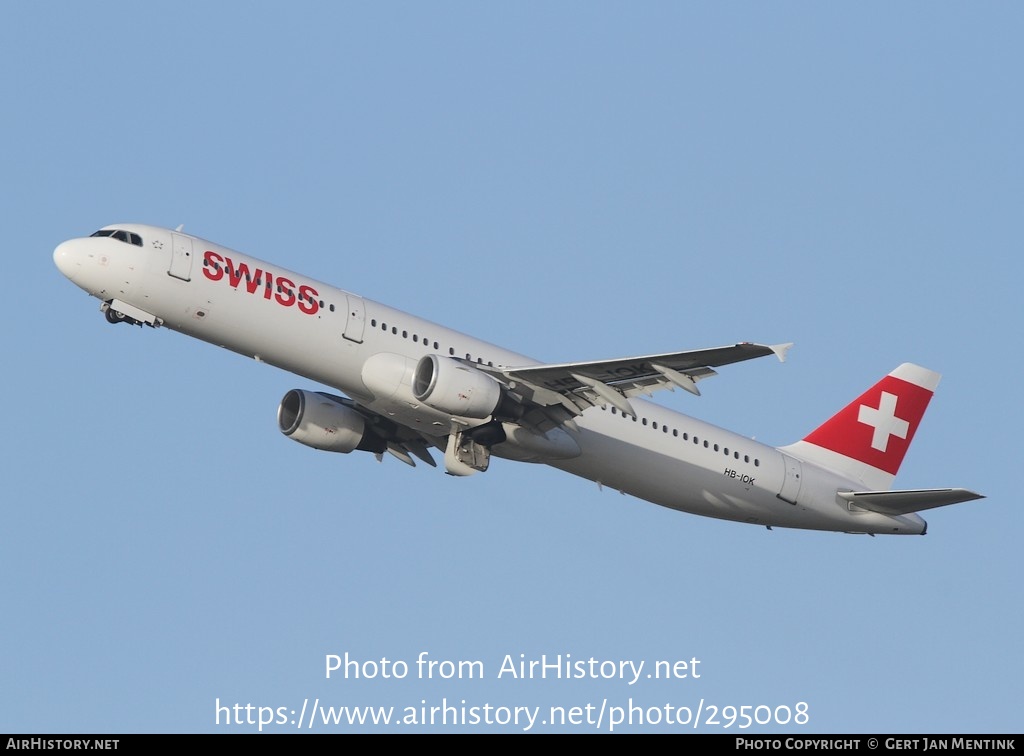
[202,250,319,315]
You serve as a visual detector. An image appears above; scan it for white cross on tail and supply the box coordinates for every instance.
[857,391,910,452]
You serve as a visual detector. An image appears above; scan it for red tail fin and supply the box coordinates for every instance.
[783,364,939,489]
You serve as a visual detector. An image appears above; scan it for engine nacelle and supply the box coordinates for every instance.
[412,355,503,419]
[278,389,369,453]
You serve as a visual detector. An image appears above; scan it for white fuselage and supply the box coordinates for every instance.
[53,224,927,534]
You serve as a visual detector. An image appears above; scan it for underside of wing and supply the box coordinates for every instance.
[329,394,439,467]
[496,342,791,418]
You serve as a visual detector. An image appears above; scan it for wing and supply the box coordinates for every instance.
[332,342,789,471]
[495,342,792,420]
[325,393,440,468]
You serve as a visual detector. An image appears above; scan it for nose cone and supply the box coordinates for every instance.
[53,240,78,279]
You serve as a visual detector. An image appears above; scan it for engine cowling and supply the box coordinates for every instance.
[278,389,372,453]
[412,355,503,419]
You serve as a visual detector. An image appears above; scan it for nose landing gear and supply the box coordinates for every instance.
[100,300,154,327]
[104,305,136,325]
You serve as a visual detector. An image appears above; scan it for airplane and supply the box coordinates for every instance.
[53,224,983,535]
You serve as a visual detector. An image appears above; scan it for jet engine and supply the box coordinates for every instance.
[412,355,506,419]
[277,389,383,453]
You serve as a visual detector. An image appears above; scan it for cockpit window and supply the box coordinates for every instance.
[90,229,143,247]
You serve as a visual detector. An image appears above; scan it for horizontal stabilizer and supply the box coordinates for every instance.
[837,488,985,516]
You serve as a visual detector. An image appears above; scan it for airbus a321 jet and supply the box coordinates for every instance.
[53,224,983,535]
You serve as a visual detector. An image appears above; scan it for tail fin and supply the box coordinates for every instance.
[782,363,939,490]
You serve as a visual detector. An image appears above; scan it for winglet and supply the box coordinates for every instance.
[770,343,794,363]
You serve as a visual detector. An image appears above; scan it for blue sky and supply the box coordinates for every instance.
[3,2,1020,733]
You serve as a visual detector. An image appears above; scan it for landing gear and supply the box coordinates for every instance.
[102,302,138,326]
[444,429,492,476]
